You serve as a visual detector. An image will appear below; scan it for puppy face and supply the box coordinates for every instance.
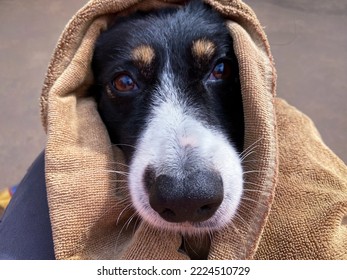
[92,1,244,235]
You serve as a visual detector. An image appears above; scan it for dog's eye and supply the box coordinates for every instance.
[113,73,138,92]
[208,62,231,81]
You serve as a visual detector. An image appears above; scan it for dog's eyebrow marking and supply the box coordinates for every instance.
[105,85,116,99]
[132,45,155,67]
[191,39,216,60]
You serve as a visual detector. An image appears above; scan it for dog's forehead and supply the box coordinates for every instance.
[93,3,234,82]
[105,4,229,55]
[126,23,219,55]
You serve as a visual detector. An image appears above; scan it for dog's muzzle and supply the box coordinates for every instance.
[145,167,224,223]
[128,90,243,232]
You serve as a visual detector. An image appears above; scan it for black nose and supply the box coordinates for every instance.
[147,170,223,223]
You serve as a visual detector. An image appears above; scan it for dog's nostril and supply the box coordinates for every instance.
[197,202,220,218]
[200,205,212,212]
[160,208,176,222]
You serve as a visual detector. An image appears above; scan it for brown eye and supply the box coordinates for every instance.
[113,74,138,92]
[208,62,231,81]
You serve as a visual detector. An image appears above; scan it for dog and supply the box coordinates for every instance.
[91,0,244,240]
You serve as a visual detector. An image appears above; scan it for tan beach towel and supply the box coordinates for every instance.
[40,0,347,259]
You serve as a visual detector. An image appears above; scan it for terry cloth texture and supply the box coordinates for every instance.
[40,0,347,259]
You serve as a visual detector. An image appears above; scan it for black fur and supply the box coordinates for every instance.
[91,0,244,162]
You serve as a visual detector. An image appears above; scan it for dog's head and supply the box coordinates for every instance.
[91,1,244,235]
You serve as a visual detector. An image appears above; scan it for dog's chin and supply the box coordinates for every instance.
[135,204,239,236]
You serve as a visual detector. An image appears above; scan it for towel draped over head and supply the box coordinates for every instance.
[40,0,347,259]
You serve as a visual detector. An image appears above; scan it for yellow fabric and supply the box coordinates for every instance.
[0,189,11,211]
[39,0,347,259]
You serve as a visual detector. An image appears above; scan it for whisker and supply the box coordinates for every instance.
[242,170,267,175]
[242,189,272,195]
[240,150,257,162]
[92,201,132,232]
[104,169,130,175]
[115,221,129,250]
[125,212,138,230]
[240,137,263,157]
[116,203,133,226]
[132,215,141,237]
[234,212,249,228]
[227,220,247,258]
[112,143,137,150]
[184,240,198,257]
[240,197,268,209]
[90,166,130,175]
[243,181,268,188]
[115,208,138,250]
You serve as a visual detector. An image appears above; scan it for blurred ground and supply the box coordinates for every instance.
[0,0,346,189]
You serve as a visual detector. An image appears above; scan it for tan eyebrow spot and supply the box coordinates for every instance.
[191,39,216,60]
[132,45,155,67]
[106,85,115,99]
